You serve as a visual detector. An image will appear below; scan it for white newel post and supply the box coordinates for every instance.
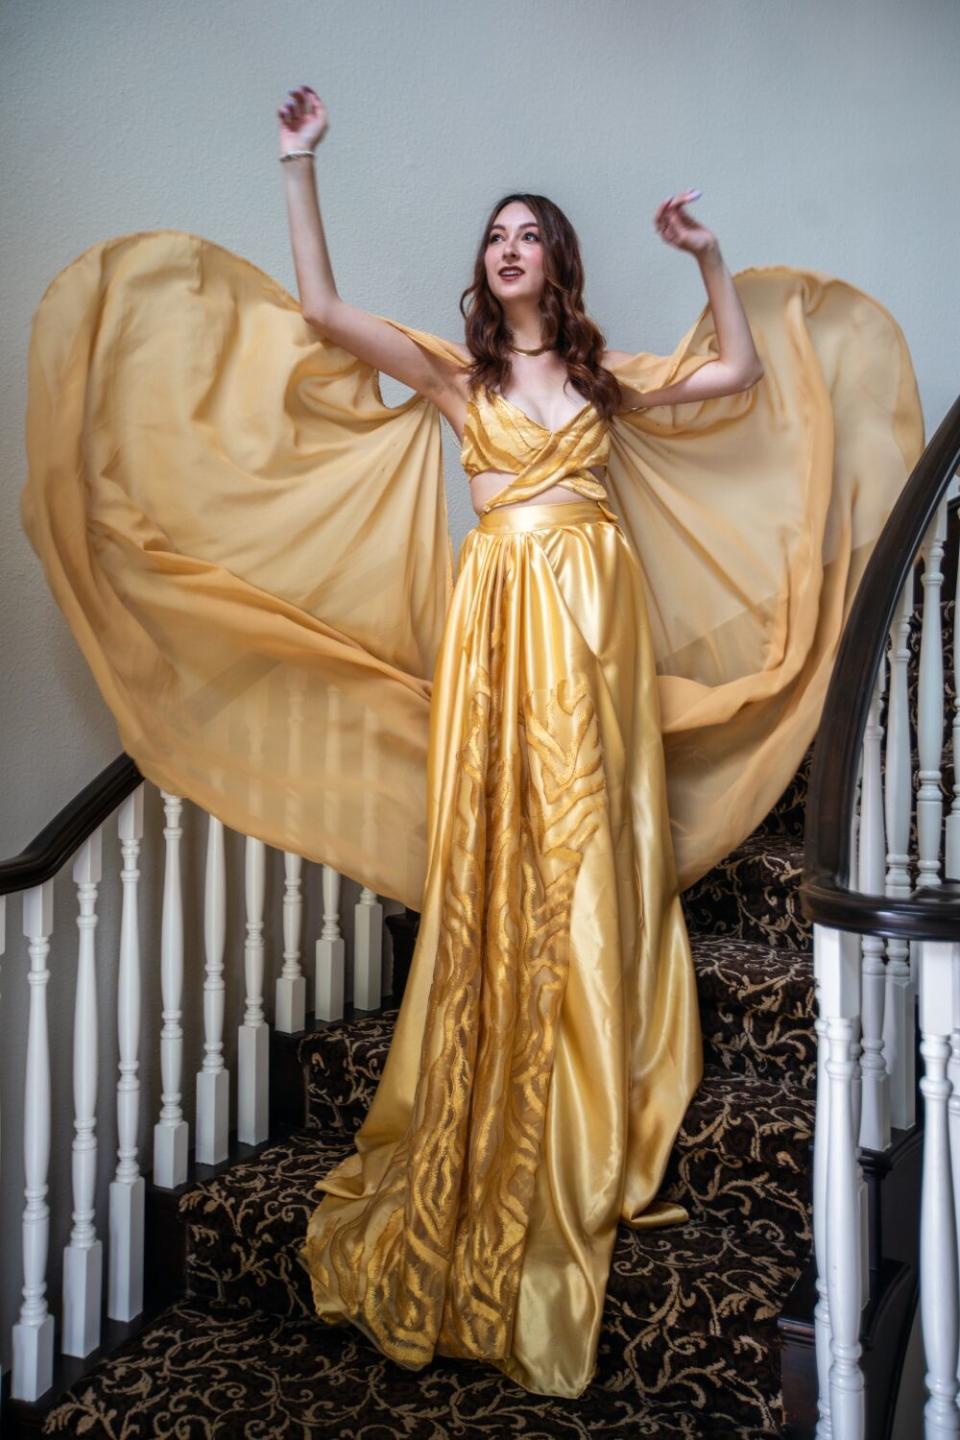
[316,864,345,1021]
[814,922,865,1440]
[196,814,229,1165]
[275,851,306,1034]
[918,940,960,1438]
[353,887,382,1011]
[153,791,188,1188]
[62,830,103,1357]
[109,786,145,1320]
[858,665,890,1152]
[12,879,55,1402]
[884,579,917,1130]
[238,835,269,1144]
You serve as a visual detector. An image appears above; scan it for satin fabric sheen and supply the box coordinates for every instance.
[20,231,924,1396]
[21,231,924,911]
[303,496,700,1396]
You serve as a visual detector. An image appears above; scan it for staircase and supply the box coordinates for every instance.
[28,761,821,1440]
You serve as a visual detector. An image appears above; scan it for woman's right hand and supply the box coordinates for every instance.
[277,86,329,154]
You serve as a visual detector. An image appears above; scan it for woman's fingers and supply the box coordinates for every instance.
[657,188,700,220]
[654,188,701,237]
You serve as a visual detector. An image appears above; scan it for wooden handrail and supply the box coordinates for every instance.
[0,754,142,897]
[800,392,960,937]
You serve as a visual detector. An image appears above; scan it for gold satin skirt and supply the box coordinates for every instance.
[301,497,704,1399]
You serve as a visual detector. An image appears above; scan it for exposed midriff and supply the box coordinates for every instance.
[468,464,608,517]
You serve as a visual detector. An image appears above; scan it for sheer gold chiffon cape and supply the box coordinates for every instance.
[21,229,924,910]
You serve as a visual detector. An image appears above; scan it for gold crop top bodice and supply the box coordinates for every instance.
[461,385,616,515]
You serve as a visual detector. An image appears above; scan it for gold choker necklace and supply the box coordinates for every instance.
[508,342,553,356]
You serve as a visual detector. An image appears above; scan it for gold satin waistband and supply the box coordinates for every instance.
[476,497,620,535]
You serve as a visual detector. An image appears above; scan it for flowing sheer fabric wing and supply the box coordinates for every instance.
[21,229,458,908]
[21,231,925,908]
[606,266,925,889]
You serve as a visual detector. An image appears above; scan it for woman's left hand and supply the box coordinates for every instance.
[654,190,718,258]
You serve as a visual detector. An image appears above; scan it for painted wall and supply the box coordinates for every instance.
[1,0,956,1420]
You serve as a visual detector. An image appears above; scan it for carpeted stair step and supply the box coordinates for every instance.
[692,935,815,1086]
[750,744,813,843]
[38,1296,782,1439]
[300,1007,398,1138]
[296,938,815,1145]
[178,1063,812,1316]
[681,833,809,951]
[600,1213,807,1434]
[657,1063,814,1233]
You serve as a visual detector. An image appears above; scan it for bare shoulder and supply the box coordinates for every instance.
[602,349,648,411]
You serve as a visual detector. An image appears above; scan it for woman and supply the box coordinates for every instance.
[21,82,923,1406]
[279,86,760,1399]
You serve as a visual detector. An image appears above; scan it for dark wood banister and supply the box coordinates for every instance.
[0,755,142,898]
[800,391,960,940]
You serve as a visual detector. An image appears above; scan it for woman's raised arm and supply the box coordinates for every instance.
[611,190,765,410]
[278,86,464,400]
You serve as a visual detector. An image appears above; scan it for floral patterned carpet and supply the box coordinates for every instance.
[41,752,819,1440]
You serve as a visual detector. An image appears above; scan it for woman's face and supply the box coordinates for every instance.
[483,203,545,307]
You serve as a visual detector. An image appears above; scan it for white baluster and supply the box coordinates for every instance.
[859,663,890,1152]
[0,893,6,1408]
[950,951,960,1422]
[12,880,55,1401]
[153,791,188,1188]
[275,851,306,1033]
[196,814,229,1164]
[848,757,864,1153]
[919,940,960,1437]
[238,835,269,1144]
[816,923,865,1438]
[814,931,834,1439]
[353,705,383,1011]
[947,510,960,879]
[276,665,307,1033]
[62,830,103,1357]
[316,865,345,1021]
[884,579,917,1130]
[353,887,382,1011]
[109,786,145,1320]
[917,499,947,892]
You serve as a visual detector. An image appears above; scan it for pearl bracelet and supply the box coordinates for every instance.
[280,149,316,163]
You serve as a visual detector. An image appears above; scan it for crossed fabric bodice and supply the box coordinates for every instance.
[461,384,619,518]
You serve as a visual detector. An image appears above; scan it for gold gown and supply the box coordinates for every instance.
[20,230,925,1399]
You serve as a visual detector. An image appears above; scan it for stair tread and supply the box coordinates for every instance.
[38,1295,784,1440]
[177,1058,812,1337]
[181,1063,814,1245]
[681,833,810,950]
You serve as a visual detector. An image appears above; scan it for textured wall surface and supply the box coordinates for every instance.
[0,1,956,1419]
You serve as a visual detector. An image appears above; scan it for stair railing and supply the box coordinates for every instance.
[800,392,960,1439]
[0,760,394,1408]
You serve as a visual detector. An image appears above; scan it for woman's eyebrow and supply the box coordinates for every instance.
[489,223,540,232]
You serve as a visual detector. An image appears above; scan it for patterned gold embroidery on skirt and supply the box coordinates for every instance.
[309,661,607,1367]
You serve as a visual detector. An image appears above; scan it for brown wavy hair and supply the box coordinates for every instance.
[457,192,626,421]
